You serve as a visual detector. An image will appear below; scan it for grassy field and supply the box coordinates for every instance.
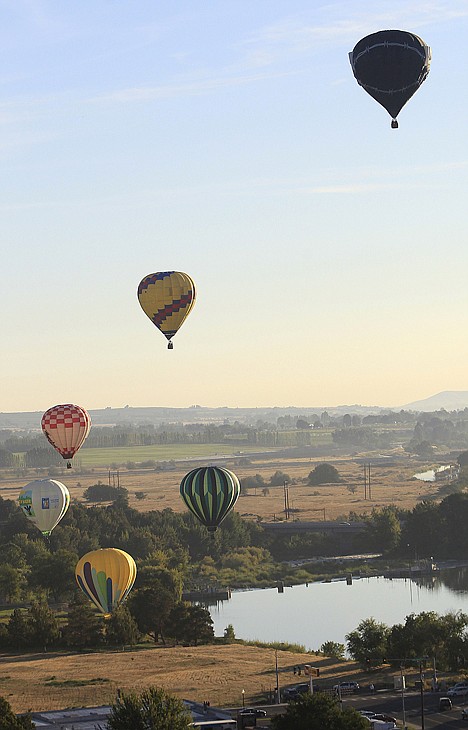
[0,643,415,714]
[0,449,443,521]
[75,443,268,466]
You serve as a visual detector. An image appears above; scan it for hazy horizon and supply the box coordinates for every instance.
[2,2,467,412]
[3,388,468,416]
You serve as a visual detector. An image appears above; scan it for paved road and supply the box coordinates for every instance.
[245,691,468,728]
[343,690,467,729]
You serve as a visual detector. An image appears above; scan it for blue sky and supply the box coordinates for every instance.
[1,0,467,412]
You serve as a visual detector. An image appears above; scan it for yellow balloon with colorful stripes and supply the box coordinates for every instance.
[75,548,137,617]
[137,271,196,349]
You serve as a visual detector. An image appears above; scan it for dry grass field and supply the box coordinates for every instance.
[0,448,445,523]
[1,643,396,714]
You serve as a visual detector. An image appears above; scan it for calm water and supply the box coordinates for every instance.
[209,569,468,651]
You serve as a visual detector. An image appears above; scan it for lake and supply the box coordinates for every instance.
[209,568,468,651]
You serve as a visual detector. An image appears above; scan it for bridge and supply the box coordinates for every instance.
[262,520,367,535]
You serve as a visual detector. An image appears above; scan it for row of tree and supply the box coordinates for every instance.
[346,611,468,671]
[1,409,468,469]
[0,592,213,653]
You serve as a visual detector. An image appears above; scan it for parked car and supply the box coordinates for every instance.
[372,713,397,724]
[239,709,267,717]
[333,681,360,694]
[447,682,468,697]
[294,683,310,694]
[282,682,310,700]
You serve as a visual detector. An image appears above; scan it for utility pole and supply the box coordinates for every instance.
[275,650,280,703]
[388,656,427,730]
[283,481,290,520]
[400,665,407,730]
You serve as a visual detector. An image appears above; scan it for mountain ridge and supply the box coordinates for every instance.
[401,390,468,411]
[1,391,468,429]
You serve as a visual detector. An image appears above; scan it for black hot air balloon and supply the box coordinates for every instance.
[349,30,431,128]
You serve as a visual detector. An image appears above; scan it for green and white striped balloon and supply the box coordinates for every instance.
[180,466,241,532]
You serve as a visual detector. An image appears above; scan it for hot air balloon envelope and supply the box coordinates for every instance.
[18,479,70,536]
[75,548,137,616]
[180,466,240,532]
[137,271,196,348]
[349,30,431,124]
[42,404,91,468]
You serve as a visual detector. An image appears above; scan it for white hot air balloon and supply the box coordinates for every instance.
[18,479,70,536]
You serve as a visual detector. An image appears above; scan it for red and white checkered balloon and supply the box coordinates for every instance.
[41,404,91,466]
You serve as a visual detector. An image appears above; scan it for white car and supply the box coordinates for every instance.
[447,682,468,697]
[333,681,360,694]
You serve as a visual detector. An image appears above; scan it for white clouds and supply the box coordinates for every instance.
[92,68,299,104]
[242,0,468,57]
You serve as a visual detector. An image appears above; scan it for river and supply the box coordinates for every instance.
[208,567,468,651]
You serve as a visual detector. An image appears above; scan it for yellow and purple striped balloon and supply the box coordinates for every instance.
[137,271,196,349]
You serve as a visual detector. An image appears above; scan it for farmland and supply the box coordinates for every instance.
[0,445,442,522]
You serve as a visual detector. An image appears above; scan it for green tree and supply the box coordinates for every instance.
[307,463,341,485]
[82,483,129,503]
[166,602,190,644]
[386,610,468,671]
[411,440,434,457]
[30,548,78,601]
[7,609,31,651]
[24,447,62,468]
[129,586,176,643]
[27,600,60,651]
[0,564,25,603]
[0,696,35,729]
[346,618,389,666]
[0,623,8,649]
[241,474,266,491]
[106,605,140,648]
[106,686,192,730]
[224,624,236,642]
[64,591,104,649]
[269,471,291,486]
[320,641,345,660]
[365,507,401,553]
[271,692,368,730]
[0,447,16,467]
[400,501,442,557]
[184,605,214,646]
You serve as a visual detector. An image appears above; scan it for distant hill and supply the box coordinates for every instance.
[0,403,385,430]
[402,391,468,412]
[2,393,467,430]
